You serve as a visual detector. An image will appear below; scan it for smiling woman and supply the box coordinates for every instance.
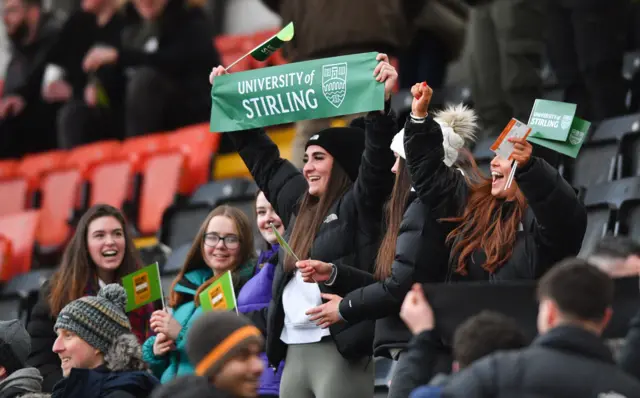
[26,204,155,392]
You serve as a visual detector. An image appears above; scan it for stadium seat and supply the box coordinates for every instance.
[0,159,19,180]
[17,150,67,194]
[622,133,640,177]
[0,211,40,278]
[86,158,134,209]
[36,168,82,251]
[159,203,213,250]
[2,269,54,325]
[571,141,620,188]
[612,176,640,238]
[189,178,255,206]
[374,357,395,389]
[590,113,640,142]
[0,234,12,282]
[624,202,640,240]
[136,152,186,236]
[0,293,22,322]
[162,243,191,275]
[168,124,221,196]
[65,140,121,175]
[121,133,171,169]
[0,178,28,217]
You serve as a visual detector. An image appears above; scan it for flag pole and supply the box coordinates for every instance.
[504,160,518,191]
[155,262,167,311]
[225,53,250,72]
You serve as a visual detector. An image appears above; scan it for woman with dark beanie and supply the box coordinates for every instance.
[209,53,398,398]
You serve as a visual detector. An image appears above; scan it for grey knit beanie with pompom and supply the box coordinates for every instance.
[54,284,132,354]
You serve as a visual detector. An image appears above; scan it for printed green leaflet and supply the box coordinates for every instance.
[211,52,385,132]
[527,117,591,159]
[121,262,163,312]
[250,22,294,62]
[199,271,237,312]
[270,223,299,261]
[528,99,577,141]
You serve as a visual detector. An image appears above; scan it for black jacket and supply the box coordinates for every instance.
[228,109,396,367]
[441,326,640,397]
[329,195,449,357]
[26,284,62,393]
[3,12,63,101]
[403,116,587,282]
[619,307,640,381]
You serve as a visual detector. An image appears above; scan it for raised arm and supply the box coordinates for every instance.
[515,156,587,276]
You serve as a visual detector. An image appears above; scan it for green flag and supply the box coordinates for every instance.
[270,223,299,261]
[211,52,385,132]
[121,262,164,312]
[199,271,237,312]
[527,117,591,159]
[250,22,294,62]
[528,99,577,141]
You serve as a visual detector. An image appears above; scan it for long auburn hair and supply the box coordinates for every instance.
[48,204,142,316]
[442,151,527,275]
[169,205,255,308]
[374,158,412,280]
[284,162,352,272]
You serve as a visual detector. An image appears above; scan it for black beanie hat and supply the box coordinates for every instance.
[304,126,365,182]
[187,312,263,378]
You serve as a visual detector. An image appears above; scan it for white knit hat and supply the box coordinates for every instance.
[390,104,478,165]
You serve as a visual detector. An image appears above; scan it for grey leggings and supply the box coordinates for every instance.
[279,339,374,398]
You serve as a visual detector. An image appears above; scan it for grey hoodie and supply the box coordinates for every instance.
[0,367,43,398]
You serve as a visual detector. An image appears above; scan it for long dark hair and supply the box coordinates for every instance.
[442,151,527,275]
[48,204,142,316]
[169,205,255,308]
[374,158,412,280]
[284,163,352,272]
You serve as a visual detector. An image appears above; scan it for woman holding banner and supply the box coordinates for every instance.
[403,82,587,282]
[26,204,154,392]
[296,104,478,398]
[142,205,256,383]
[209,53,397,398]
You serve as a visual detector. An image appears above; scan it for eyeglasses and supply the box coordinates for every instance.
[203,233,240,249]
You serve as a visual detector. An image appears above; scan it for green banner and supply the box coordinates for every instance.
[528,99,577,141]
[250,22,294,62]
[210,52,385,132]
[528,117,590,159]
[121,262,163,312]
[199,271,237,312]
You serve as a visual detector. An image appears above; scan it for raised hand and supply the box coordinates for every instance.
[373,53,398,101]
[410,82,433,118]
[150,310,182,341]
[209,65,228,85]
[508,136,533,167]
[400,283,435,335]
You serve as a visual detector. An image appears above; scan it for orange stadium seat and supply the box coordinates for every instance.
[17,150,67,193]
[0,210,40,279]
[215,35,253,72]
[0,234,12,282]
[168,123,221,196]
[136,152,186,235]
[36,168,82,250]
[86,158,135,210]
[0,178,28,217]
[65,140,121,175]
[121,133,171,170]
[0,159,19,180]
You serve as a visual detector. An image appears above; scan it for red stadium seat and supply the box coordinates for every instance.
[87,158,134,210]
[36,168,82,250]
[121,133,171,170]
[168,123,221,196]
[65,140,121,176]
[0,178,28,217]
[0,159,19,180]
[17,150,67,193]
[0,210,40,279]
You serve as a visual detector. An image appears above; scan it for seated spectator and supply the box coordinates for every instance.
[0,320,43,398]
[0,0,63,159]
[397,284,527,397]
[441,258,640,397]
[40,0,127,149]
[82,0,219,137]
[143,206,256,383]
[588,236,640,381]
[50,284,159,397]
[27,205,154,392]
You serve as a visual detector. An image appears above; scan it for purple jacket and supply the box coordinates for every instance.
[237,246,284,396]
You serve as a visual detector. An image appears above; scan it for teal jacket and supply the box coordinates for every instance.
[142,268,212,383]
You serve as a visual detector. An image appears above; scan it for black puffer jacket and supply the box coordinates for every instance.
[441,326,640,398]
[329,193,449,357]
[403,116,587,281]
[228,110,396,367]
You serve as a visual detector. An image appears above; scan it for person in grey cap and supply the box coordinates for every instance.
[50,284,159,398]
[0,320,43,398]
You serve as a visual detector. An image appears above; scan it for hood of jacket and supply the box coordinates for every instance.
[174,268,214,297]
[0,367,43,396]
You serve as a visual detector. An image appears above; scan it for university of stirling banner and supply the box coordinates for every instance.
[210,52,385,132]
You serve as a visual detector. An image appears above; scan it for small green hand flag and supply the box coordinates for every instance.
[270,223,299,261]
[199,271,237,312]
[121,262,164,312]
[226,22,294,71]
[526,99,590,158]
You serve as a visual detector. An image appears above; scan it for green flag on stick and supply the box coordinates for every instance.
[526,99,591,158]
[226,22,294,71]
[199,271,237,312]
[270,223,299,261]
[121,262,164,312]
